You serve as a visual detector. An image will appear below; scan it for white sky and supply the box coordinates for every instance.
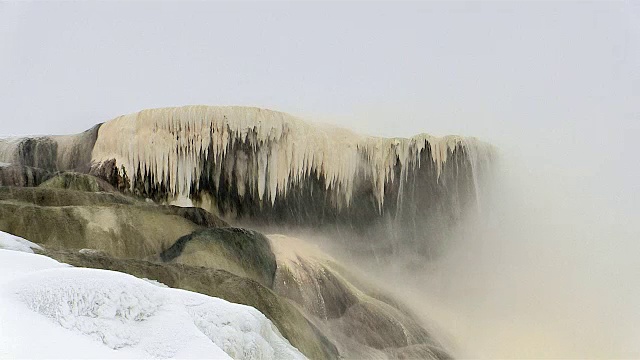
[0,1,638,208]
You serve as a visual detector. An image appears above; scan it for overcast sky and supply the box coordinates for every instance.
[1,1,638,207]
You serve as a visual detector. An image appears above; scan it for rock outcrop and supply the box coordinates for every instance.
[0,187,216,258]
[0,106,494,260]
[269,234,450,359]
[38,172,116,192]
[0,105,490,358]
[160,227,277,288]
[0,164,52,187]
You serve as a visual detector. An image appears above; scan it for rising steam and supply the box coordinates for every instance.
[365,138,640,358]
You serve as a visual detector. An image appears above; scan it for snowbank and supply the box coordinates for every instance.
[0,248,305,359]
[0,231,43,253]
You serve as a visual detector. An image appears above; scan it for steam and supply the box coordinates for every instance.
[286,115,639,358]
[378,142,640,358]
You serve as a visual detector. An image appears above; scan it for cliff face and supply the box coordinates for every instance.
[0,106,495,259]
[0,105,490,358]
[0,124,101,174]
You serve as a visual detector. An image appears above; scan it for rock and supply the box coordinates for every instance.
[0,164,53,187]
[158,205,228,228]
[0,106,495,261]
[160,227,276,288]
[0,187,226,259]
[39,172,116,192]
[269,234,450,359]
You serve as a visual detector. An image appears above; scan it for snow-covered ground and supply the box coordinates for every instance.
[0,231,305,359]
[0,231,42,253]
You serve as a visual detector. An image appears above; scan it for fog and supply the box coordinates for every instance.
[351,137,640,358]
[258,118,640,357]
[2,1,639,358]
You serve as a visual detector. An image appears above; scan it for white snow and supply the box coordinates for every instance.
[0,231,43,253]
[0,247,306,359]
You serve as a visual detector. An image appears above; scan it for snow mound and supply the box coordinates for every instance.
[15,268,165,351]
[142,278,170,288]
[180,290,306,359]
[0,250,305,359]
[0,231,43,253]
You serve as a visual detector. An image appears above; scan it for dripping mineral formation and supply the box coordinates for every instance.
[0,105,495,359]
[0,106,494,259]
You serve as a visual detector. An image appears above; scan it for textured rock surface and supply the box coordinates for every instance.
[0,164,53,187]
[0,187,335,358]
[0,105,480,358]
[0,185,450,359]
[0,187,226,258]
[0,124,101,173]
[269,234,450,359]
[161,227,277,288]
[0,106,494,260]
[155,228,450,359]
[39,172,116,192]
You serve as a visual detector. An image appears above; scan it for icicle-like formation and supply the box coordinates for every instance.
[0,137,22,165]
[92,106,492,208]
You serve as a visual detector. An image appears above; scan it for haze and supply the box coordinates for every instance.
[1,1,639,358]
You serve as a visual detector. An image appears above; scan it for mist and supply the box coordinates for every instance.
[243,109,640,357]
[352,133,640,358]
[2,1,639,357]
[294,91,640,357]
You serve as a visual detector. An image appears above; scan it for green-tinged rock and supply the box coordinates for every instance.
[161,227,276,288]
[39,172,116,192]
[0,187,227,258]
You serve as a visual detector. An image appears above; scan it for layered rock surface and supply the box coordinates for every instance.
[0,185,450,359]
[0,105,488,358]
[0,106,494,259]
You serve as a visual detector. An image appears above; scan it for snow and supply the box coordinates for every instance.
[0,231,43,253]
[0,248,306,359]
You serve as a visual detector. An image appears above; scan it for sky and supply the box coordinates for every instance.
[1,3,639,356]
[0,1,638,208]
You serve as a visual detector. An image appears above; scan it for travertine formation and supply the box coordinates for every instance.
[91,106,492,211]
[0,106,495,258]
[0,105,490,358]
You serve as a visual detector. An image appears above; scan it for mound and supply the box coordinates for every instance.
[0,230,42,253]
[0,124,101,173]
[0,249,304,359]
[0,105,471,358]
[160,227,277,288]
[0,164,52,187]
[0,186,134,206]
[40,248,339,360]
[0,105,494,260]
[269,234,450,359]
[0,187,227,258]
[153,230,451,359]
[39,172,116,192]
